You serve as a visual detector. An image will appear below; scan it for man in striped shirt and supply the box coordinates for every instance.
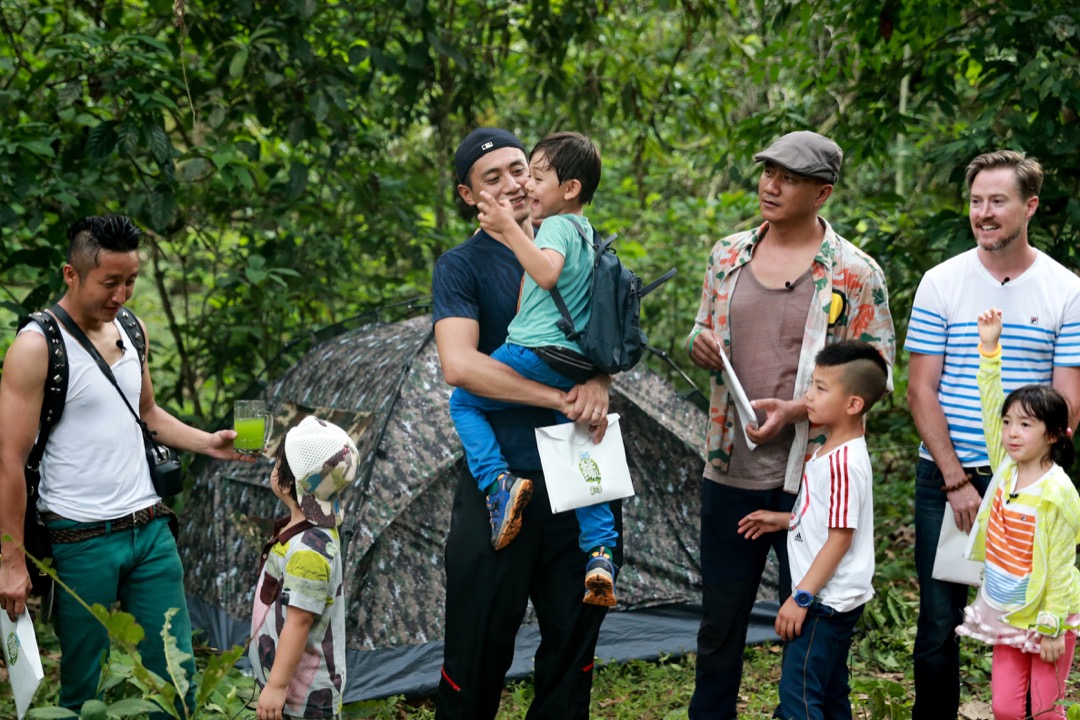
[905,149,1080,720]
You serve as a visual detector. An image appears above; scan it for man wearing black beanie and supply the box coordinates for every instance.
[432,127,617,719]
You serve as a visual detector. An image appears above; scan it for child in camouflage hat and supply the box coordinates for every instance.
[250,416,358,720]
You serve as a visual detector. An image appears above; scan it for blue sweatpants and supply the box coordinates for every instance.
[449,342,618,553]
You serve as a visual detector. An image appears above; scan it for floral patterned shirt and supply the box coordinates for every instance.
[685,219,895,493]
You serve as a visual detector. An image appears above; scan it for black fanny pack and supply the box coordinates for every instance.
[532,345,599,385]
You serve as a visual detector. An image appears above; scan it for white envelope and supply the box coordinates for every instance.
[932,512,984,587]
[933,468,1004,586]
[715,341,758,451]
[535,413,635,513]
[1,609,44,719]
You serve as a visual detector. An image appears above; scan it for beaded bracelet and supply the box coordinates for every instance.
[940,474,971,493]
[977,343,1002,359]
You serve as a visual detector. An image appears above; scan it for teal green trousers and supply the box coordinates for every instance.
[46,513,197,714]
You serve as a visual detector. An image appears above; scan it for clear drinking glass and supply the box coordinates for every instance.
[233,399,272,455]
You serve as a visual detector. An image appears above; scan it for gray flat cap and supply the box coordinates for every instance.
[753,131,843,184]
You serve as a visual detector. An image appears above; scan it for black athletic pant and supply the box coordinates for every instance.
[436,465,621,720]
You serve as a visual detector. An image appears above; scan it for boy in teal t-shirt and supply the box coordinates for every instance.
[448,131,619,606]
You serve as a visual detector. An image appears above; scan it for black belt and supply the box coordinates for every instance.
[43,502,174,544]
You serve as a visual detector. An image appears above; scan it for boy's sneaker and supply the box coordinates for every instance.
[487,473,533,551]
[583,547,617,607]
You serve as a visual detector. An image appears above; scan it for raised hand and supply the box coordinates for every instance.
[477,190,518,239]
[977,308,1003,352]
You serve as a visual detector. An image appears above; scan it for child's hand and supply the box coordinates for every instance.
[775,596,808,640]
[256,683,287,720]
[977,308,1003,352]
[477,190,518,238]
[1039,633,1066,664]
[737,510,789,540]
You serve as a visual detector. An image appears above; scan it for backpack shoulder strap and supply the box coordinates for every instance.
[641,267,678,298]
[17,311,69,473]
[115,307,147,370]
[550,219,602,343]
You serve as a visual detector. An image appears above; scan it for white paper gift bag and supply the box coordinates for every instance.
[932,469,1001,587]
[1,609,44,719]
[932,512,984,587]
[535,413,635,513]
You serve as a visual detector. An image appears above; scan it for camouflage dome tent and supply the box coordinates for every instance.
[180,311,780,700]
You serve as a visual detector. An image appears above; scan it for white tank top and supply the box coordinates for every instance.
[22,319,157,521]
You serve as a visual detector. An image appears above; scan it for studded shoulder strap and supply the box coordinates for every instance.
[19,311,69,473]
[115,307,147,370]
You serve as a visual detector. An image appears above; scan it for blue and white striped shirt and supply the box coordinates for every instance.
[905,248,1080,466]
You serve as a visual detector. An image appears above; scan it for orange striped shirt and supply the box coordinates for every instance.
[984,475,1044,609]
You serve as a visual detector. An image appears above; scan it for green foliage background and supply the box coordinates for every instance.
[2,0,1078,420]
[2,0,1080,716]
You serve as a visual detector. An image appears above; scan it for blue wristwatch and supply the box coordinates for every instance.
[793,589,814,608]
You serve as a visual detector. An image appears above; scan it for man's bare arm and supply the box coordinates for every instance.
[135,321,252,462]
[1052,365,1080,432]
[435,317,568,410]
[0,332,48,619]
[908,351,980,532]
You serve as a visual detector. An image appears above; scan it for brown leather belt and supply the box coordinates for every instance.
[43,502,174,544]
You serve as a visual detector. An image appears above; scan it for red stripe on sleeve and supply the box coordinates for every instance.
[829,447,850,528]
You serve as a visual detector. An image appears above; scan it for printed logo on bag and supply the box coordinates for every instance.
[6,631,17,664]
[577,451,603,495]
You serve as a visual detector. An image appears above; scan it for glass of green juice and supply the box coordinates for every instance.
[234,400,272,455]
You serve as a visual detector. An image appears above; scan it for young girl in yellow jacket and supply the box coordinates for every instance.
[956,308,1080,720]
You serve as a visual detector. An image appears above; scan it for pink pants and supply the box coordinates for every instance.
[991,633,1076,720]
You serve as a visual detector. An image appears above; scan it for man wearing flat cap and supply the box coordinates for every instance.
[685,130,895,719]
[431,127,616,719]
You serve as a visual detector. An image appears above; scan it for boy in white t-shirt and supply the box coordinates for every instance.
[738,340,887,720]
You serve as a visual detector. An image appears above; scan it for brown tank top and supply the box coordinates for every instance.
[721,265,813,490]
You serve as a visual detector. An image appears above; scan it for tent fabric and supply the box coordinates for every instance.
[188,596,782,702]
[179,314,780,698]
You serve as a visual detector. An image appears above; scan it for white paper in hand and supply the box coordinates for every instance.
[932,512,983,587]
[715,341,758,451]
[1,609,44,719]
[535,413,635,513]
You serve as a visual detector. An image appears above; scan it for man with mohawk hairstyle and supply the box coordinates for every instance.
[0,215,253,714]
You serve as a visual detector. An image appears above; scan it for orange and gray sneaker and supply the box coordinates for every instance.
[583,546,618,607]
[486,472,533,550]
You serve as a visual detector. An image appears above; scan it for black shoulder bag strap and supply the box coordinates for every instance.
[115,307,147,368]
[17,311,68,607]
[549,218,612,343]
[50,305,162,456]
[21,310,69,479]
